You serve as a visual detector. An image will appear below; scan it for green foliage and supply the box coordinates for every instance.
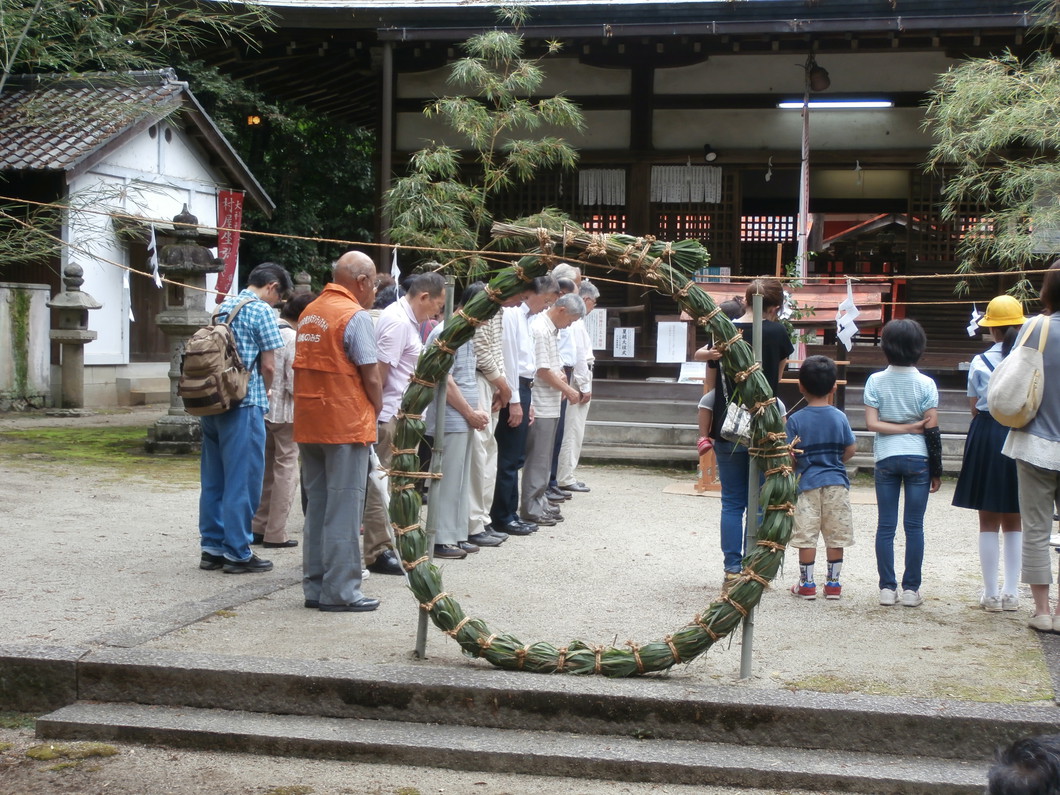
[924,48,1060,297]
[385,6,583,279]
[0,0,273,93]
[171,60,378,288]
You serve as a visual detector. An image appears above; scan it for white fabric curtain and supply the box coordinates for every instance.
[650,165,722,204]
[578,168,626,206]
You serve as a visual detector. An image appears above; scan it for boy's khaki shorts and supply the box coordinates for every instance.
[791,485,854,549]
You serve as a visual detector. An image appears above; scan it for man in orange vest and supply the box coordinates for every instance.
[293,250,383,612]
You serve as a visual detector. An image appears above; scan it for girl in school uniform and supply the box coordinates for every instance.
[952,295,1026,613]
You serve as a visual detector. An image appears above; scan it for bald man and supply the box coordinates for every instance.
[293,251,383,612]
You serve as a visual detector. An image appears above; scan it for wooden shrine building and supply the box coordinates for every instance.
[201,0,1042,377]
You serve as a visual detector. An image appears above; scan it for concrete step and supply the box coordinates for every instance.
[36,701,990,795]
[115,376,170,406]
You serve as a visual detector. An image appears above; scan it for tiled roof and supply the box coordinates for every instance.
[0,70,183,172]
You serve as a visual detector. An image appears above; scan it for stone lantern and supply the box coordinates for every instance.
[47,262,101,412]
[145,205,224,454]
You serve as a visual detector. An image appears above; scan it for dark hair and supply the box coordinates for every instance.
[1041,259,1060,314]
[557,277,576,295]
[745,278,784,311]
[373,284,398,310]
[532,274,559,295]
[719,298,745,320]
[988,734,1060,795]
[281,291,316,322]
[406,271,445,298]
[460,281,486,309]
[247,262,293,296]
[1001,325,1022,358]
[798,355,837,398]
[881,318,926,366]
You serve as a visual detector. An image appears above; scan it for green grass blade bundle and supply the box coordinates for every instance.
[387,225,797,676]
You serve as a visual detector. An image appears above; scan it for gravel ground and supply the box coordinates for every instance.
[0,406,1050,793]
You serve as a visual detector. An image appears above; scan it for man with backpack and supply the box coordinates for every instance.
[198,262,293,574]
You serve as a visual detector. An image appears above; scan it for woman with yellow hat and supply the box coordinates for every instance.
[952,294,1026,613]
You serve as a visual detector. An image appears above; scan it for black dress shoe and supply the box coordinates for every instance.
[319,597,380,612]
[496,522,533,536]
[263,539,298,548]
[560,482,590,493]
[366,550,404,575]
[434,544,468,559]
[222,554,273,574]
[467,531,505,547]
[304,599,319,609]
[487,526,509,541]
[199,552,225,571]
[522,514,557,527]
[251,533,264,545]
[546,487,571,501]
[514,519,538,533]
[458,540,480,553]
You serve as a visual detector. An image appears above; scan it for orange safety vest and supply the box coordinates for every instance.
[292,283,377,445]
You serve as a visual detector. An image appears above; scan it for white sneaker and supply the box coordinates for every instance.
[901,589,923,607]
[980,594,1003,613]
[1002,593,1019,612]
[362,568,370,580]
[879,588,897,606]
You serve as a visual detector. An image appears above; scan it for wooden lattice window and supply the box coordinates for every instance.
[650,171,739,267]
[740,215,796,242]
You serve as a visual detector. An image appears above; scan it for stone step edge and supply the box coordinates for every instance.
[37,701,989,795]
[9,645,1059,762]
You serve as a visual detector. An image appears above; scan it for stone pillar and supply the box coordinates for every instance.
[293,270,313,295]
[47,263,101,411]
[146,206,224,454]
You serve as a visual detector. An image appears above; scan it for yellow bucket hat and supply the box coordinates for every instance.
[979,295,1028,327]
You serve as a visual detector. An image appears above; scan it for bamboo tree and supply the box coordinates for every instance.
[384,5,584,278]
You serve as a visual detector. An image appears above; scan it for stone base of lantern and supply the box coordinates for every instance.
[146,414,203,454]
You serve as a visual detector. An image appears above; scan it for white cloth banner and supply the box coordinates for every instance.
[650,165,722,204]
[578,169,626,206]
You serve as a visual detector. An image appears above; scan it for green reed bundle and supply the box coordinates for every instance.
[387,226,797,676]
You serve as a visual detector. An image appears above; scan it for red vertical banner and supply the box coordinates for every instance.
[215,189,244,304]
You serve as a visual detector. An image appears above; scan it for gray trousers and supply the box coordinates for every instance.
[433,430,473,546]
[521,416,559,522]
[300,442,369,606]
[1016,458,1060,585]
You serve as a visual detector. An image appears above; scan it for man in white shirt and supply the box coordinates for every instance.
[362,271,445,575]
[558,279,599,492]
[489,275,558,536]
[521,292,586,525]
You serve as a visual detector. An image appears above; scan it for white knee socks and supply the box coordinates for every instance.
[979,532,1000,598]
[1002,531,1023,597]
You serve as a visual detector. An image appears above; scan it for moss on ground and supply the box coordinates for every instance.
[0,427,198,485]
[25,742,118,761]
[0,713,35,730]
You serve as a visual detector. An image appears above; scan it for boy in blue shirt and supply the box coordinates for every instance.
[786,356,857,600]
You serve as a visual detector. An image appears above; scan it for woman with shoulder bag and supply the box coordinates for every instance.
[1002,261,1060,633]
[696,279,793,595]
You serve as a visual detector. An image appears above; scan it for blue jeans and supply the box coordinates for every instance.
[199,406,266,562]
[715,440,751,573]
[874,454,929,592]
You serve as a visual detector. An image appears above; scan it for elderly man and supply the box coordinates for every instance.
[362,271,446,574]
[198,262,292,574]
[466,282,532,547]
[557,279,599,493]
[293,251,382,612]
[520,292,586,526]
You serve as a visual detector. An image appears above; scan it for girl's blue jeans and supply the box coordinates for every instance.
[715,439,751,574]
[874,454,929,592]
